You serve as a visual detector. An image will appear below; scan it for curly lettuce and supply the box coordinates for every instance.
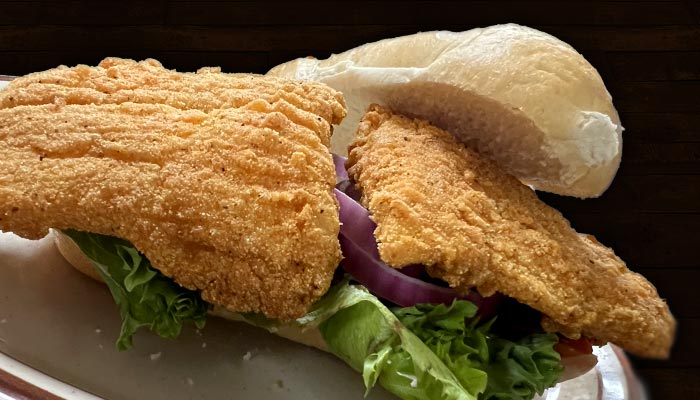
[62,230,209,350]
[295,280,563,400]
[394,302,563,400]
[314,281,479,400]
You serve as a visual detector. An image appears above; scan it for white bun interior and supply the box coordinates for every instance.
[52,229,104,282]
[268,24,623,198]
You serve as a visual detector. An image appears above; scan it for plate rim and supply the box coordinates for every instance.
[0,351,101,400]
[0,343,639,400]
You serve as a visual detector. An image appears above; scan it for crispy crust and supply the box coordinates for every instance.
[347,105,675,358]
[0,58,346,321]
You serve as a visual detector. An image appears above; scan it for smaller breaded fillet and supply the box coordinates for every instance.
[347,105,675,358]
[0,59,347,321]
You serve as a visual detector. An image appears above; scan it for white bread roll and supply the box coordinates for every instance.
[52,229,104,282]
[268,24,623,198]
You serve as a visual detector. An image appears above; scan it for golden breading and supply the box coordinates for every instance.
[0,58,347,321]
[347,104,675,358]
[0,57,345,147]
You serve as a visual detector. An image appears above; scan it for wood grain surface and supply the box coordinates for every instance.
[0,1,698,398]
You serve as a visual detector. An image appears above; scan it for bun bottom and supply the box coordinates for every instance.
[51,229,595,381]
[52,229,104,282]
[51,229,328,351]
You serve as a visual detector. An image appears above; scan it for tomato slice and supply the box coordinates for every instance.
[555,337,594,358]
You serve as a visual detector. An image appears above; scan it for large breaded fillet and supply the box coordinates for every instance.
[346,105,675,358]
[0,58,346,321]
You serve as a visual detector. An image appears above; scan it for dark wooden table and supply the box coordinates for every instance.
[1,1,698,398]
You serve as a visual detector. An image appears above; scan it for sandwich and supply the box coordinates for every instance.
[0,24,675,400]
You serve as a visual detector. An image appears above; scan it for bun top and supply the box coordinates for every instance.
[269,24,623,198]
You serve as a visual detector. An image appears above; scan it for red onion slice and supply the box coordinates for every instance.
[334,188,379,252]
[338,233,463,307]
[334,188,502,315]
[333,153,349,182]
[397,264,427,279]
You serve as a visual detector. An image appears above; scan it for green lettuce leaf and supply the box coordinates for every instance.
[204,279,479,399]
[479,335,564,400]
[313,281,480,400]
[62,230,209,350]
[240,279,562,400]
[394,302,563,400]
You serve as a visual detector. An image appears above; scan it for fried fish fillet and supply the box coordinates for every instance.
[0,58,347,321]
[346,104,675,358]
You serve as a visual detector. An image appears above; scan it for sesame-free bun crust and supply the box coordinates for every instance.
[52,229,104,282]
[268,24,623,198]
[52,229,330,351]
